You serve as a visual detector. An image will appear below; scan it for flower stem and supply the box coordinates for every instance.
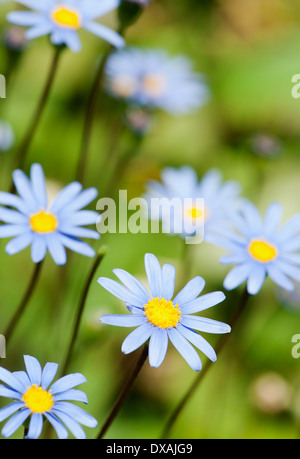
[60,248,107,376]
[4,261,43,347]
[96,343,149,439]
[10,46,62,181]
[160,287,250,439]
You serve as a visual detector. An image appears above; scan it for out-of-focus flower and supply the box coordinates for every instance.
[0,355,97,439]
[0,163,100,265]
[0,120,14,152]
[2,26,27,52]
[7,0,125,52]
[105,47,209,115]
[124,107,153,135]
[99,253,230,371]
[144,166,242,241]
[250,132,282,159]
[123,0,152,5]
[249,373,291,415]
[210,201,300,295]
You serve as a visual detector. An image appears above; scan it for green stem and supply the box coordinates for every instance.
[4,261,43,347]
[96,344,148,439]
[11,46,62,177]
[60,248,107,376]
[160,287,250,439]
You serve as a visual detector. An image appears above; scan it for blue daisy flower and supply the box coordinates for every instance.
[210,201,300,295]
[144,166,242,241]
[7,0,125,52]
[105,47,209,115]
[99,253,230,371]
[0,163,100,265]
[0,355,97,439]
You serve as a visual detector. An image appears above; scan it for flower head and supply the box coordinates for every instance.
[105,47,209,115]
[99,253,230,371]
[7,0,125,52]
[0,163,100,265]
[0,355,97,439]
[211,201,300,295]
[144,166,242,241]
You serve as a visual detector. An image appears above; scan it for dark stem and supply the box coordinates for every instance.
[160,287,250,439]
[10,46,61,180]
[96,344,148,439]
[60,250,106,376]
[4,261,43,346]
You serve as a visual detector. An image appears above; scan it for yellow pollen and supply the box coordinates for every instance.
[110,75,138,98]
[248,238,278,263]
[186,207,204,221]
[142,74,167,98]
[51,5,81,29]
[144,297,181,329]
[23,385,54,414]
[30,211,57,234]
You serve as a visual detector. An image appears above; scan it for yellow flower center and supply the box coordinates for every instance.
[23,385,54,414]
[51,5,82,29]
[110,75,138,98]
[184,204,208,223]
[248,238,278,263]
[144,297,181,329]
[30,211,57,234]
[142,74,167,98]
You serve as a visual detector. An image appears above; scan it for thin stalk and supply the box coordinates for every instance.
[4,261,43,347]
[60,249,106,376]
[96,344,149,439]
[10,46,62,178]
[160,287,250,439]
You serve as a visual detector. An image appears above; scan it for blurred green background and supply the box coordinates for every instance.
[0,0,300,439]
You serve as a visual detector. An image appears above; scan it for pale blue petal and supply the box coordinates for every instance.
[0,402,24,423]
[161,263,176,300]
[113,269,150,304]
[148,327,168,368]
[45,233,67,265]
[25,413,43,439]
[51,409,86,439]
[98,277,144,308]
[84,21,125,48]
[31,235,47,263]
[267,264,295,291]
[121,323,153,354]
[0,385,22,400]
[176,324,217,362]
[100,314,147,327]
[30,163,47,209]
[173,276,205,306]
[50,182,82,213]
[44,412,68,439]
[41,362,58,389]
[263,202,282,236]
[144,253,162,298]
[181,291,225,314]
[223,264,252,291]
[0,208,28,225]
[247,265,267,295]
[58,234,96,258]
[181,315,231,334]
[167,328,202,371]
[0,367,26,393]
[24,355,42,386]
[49,373,87,395]
[5,232,33,255]
[53,389,88,404]
[53,402,97,428]
[1,408,30,438]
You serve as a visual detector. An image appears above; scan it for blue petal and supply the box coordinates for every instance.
[148,327,168,368]
[100,314,147,327]
[53,389,88,404]
[181,315,231,334]
[30,163,47,209]
[25,412,43,439]
[41,362,58,390]
[44,412,68,439]
[52,402,97,428]
[84,21,125,48]
[173,276,205,306]
[58,234,96,258]
[181,291,225,314]
[0,367,26,393]
[31,235,47,263]
[51,409,86,439]
[1,408,30,438]
[24,355,42,386]
[247,265,266,295]
[49,373,87,395]
[0,385,22,400]
[176,324,217,362]
[5,232,33,255]
[223,264,252,291]
[121,323,153,354]
[144,253,163,298]
[0,402,25,423]
[45,233,67,265]
[167,328,202,371]
[50,182,82,213]
[161,263,176,300]
[113,269,150,304]
[98,277,144,308]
